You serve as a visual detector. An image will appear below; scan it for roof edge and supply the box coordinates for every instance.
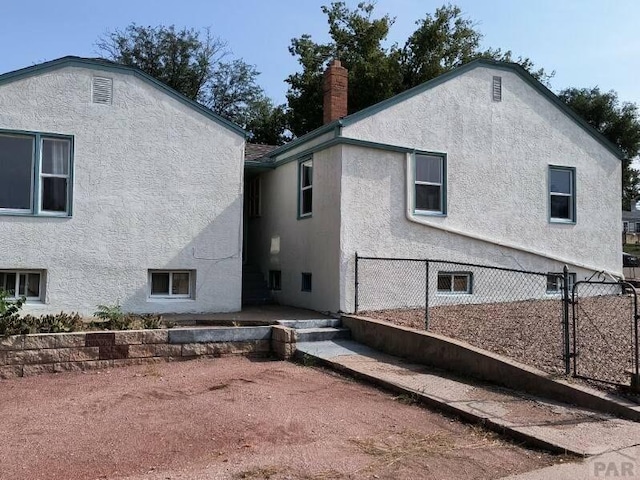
[0,56,248,138]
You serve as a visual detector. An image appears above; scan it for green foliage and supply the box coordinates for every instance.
[96,23,288,143]
[19,313,82,334]
[0,289,25,319]
[93,303,132,330]
[559,87,640,208]
[285,2,551,137]
[141,314,163,330]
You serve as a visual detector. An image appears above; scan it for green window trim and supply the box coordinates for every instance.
[412,152,447,216]
[548,165,576,224]
[0,128,74,217]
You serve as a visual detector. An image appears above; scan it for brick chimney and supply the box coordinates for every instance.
[323,59,348,124]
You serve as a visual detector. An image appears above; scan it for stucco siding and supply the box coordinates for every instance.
[0,66,244,315]
[337,65,620,313]
[248,147,342,312]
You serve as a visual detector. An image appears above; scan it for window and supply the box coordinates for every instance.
[414,153,446,215]
[546,273,576,294]
[636,222,640,234]
[623,221,629,232]
[437,272,472,294]
[269,270,281,291]
[149,271,193,298]
[0,271,42,300]
[247,177,261,218]
[299,158,313,217]
[301,272,312,292]
[549,166,575,223]
[0,130,73,216]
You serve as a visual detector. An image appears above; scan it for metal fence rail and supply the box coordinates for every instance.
[355,253,640,390]
[355,254,571,375]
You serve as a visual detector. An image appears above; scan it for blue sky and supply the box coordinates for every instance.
[1,0,639,107]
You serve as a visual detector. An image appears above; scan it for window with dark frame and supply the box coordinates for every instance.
[269,270,281,291]
[436,272,472,294]
[301,272,312,292]
[0,131,72,216]
[149,271,193,298]
[247,177,261,218]
[414,154,445,214]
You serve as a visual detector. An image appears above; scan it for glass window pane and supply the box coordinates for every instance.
[550,169,571,194]
[453,275,468,292]
[151,273,170,295]
[42,177,67,212]
[437,274,451,292]
[172,273,190,295]
[301,162,312,188]
[18,274,26,296]
[550,195,570,219]
[27,273,40,298]
[1,273,16,295]
[415,184,441,211]
[42,138,70,175]
[0,134,34,210]
[416,155,441,183]
[302,188,312,215]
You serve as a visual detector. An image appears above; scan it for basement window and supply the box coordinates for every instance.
[546,273,576,294]
[0,270,43,301]
[149,270,194,299]
[437,272,472,294]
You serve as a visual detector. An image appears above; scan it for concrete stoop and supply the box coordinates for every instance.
[296,339,640,458]
[271,318,350,359]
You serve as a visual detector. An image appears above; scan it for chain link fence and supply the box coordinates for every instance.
[572,281,639,387]
[355,255,571,376]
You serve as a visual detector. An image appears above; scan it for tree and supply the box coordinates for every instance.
[559,87,640,209]
[96,24,226,101]
[97,24,288,142]
[285,2,550,137]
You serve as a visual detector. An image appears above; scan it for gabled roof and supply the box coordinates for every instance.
[0,56,247,138]
[264,59,625,161]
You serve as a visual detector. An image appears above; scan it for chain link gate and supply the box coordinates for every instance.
[572,280,640,389]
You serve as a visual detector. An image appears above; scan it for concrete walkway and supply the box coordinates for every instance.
[297,339,640,463]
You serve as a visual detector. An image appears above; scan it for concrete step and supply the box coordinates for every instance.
[295,327,350,343]
[277,318,341,329]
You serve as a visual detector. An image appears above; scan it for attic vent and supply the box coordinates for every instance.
[92,76,113,105]
[492,76,502,102]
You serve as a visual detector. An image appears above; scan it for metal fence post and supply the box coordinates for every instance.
[562,265,571,375]
[354,252,359,314]
[425,260,429,330]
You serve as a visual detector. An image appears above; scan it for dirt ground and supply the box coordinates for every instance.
[0,357,559,480]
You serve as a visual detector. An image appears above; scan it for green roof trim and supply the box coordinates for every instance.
[0,56,247,138]
[262,58,624,162]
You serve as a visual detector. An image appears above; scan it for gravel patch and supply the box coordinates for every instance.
[363,295,638,387]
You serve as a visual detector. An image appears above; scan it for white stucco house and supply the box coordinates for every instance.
[245,59,623,314]
[0,56,623,316]
[0,57,246,315]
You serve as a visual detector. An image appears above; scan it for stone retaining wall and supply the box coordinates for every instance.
[0,327,274,379]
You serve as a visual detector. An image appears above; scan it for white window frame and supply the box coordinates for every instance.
[0,270,43,301]
[0,130,73,217]
[413,153,446,215]
[546,272,576,294]
[149,270,193,299]
[436,272,472,295]
[269,270,281,291]
[299,158,313,218]
[549,166,575,223]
